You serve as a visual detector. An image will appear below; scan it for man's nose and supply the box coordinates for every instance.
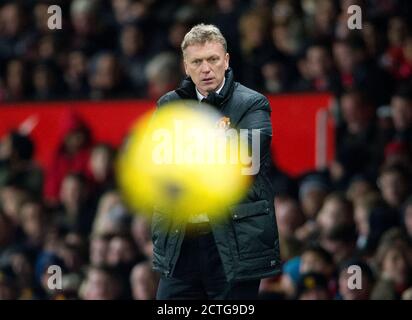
[200,61,211,73]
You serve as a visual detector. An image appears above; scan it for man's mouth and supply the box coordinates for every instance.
[202,78,214,83]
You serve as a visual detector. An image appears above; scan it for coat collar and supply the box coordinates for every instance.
[175,68,235,108]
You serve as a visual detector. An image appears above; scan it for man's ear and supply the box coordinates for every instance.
[225,53,230,70]
[183,59,189,76]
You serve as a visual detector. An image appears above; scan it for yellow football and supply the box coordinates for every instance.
[116,100,251,223]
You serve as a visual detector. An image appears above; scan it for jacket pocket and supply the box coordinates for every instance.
[229,199,276,259]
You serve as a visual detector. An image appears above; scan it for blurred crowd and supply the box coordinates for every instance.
[0,0,411,103]
[1,0,412,300]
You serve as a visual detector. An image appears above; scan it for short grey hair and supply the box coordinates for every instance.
[181,24,227,56]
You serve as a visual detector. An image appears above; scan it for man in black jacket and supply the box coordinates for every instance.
[153,24,280,299]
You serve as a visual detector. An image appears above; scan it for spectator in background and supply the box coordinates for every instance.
[80,265,123,300]
[295,272,332,300]
[0,266,18,300]
[34,251,66,299]
[383,140,412,172]
[378,227,411,254]
[299,244,335,283]
[377,164,410,213]
[386,86,412,148]
[130,261,159,300]
[360,20,384,58]
[371,240,411,299]
[93,203,131,237]
[131,215,153,260]
[332,39,364,91]
[32,62,63,101]
[110,0,136,26]
[0,212,15,252]
[296,243,337,298]
[396,34,412,81]
[36,34,62,64]
[271,0,305,57]
[0,184,30,227]
[173,0,213,27]
[277,256,300,299]
[381,16,409,80]
[3,59,31,101]
[145,52,181,100]
[238,10,271,91]
[275,195,305,261]
[337,259,375,300]
[91,190,122,235]
[33,2,54,36]
[89,234,110,268]
[0,131,43,197]
[70,0,113,54]
[275,197,304,237]
[295,173,329,242]
[54,173,95,235]
[261,60,291,94]
[1,245,37,299]
[19,199,48,251]
[307,0,337,41]
[293,42,338,93]
[402,287,412,300]
[88,52,130,100]
[333,35,393,106]
[316,193,354,240]
[106,234,141,270]
[70,0,99,53]
[334,0,362,40]
[346,174,375,203]
[64,50,90,99]
[320,224,358,265]
[333,89,381,186]
[211,0,243,76]
[401,197,412,242]
[109,0,150,28]
[0,2,35,61]
[118,23,148,94]
[106,234,142,299]
[44,111,92,205]
[87,143,116,199]
[163,21,191,56]
[59,232,87,275]
[353,192,382,253]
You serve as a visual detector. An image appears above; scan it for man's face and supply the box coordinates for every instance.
[341,93,364,124]
[391,96,412,131]
[300,251,329,276]
[379,171,407,207]
[275,200,304,237]
[183,41,229,96]
[306,46,330,78]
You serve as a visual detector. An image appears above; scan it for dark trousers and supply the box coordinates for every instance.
[156,225,260,300]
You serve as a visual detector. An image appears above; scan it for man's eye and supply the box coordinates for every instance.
[193,60,201,65]
[209,57,218,63]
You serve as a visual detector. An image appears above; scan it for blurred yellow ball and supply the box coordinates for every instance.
[116,100,251,224]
